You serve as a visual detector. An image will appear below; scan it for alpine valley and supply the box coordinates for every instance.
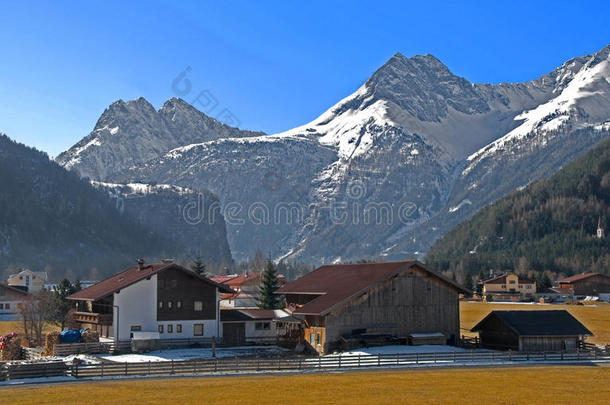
[58,45,610,264]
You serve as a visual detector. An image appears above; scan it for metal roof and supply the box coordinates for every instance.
[471,310,592,336]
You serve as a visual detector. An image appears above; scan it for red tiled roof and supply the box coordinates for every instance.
[68,263,233,301]
[559,273,608,283]
[276,261,470,316]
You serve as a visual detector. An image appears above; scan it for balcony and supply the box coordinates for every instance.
[73,311,113,325]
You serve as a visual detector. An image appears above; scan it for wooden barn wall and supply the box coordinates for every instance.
[324,266,459,351]
[571,276,610,296]
[477,315,519,350]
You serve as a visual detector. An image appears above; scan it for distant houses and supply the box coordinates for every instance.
[471,310,592,351]
[276,261,470,355]
[67,260,233,341]
[556,273,610,298]
[211,272,286,308]
[0,282,29,317]
[7,269,47,293]
[481,273,536,302]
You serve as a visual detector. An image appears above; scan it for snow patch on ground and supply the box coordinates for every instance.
[325,345,471,357]
[97,346,289,363]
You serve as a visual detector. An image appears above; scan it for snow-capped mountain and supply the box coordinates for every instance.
[56,97,265,180]
[59,45,610,263]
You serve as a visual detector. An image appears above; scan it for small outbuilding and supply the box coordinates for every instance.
[471,310,592,352]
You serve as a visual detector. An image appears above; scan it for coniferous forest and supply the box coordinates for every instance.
[426,136,610,280]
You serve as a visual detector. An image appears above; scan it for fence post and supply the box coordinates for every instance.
[577,349,580,360]
[358,354,361,368]
[235,357,239,373]
[171,359,175,375]
[453,351,456,363]
[508,350,512,361]
[214,358,218,373]
[338,355,342,369]
[101,362,104,378]
[378,354,381,367]
[125,362,128,376]
[298,358,302,371]
[415,353,418,365]
[318,356,322,369]
[277,355,280,371]
[194,360,197,374]
[397,353,400,365]
[433,352,437,364]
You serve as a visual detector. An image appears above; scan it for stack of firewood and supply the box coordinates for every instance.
[44,331,61,356]
[81,329,99,343]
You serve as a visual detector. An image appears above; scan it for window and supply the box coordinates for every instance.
[255,322,271,330]
[193,324,204,336]
[170,279,178,288]
[158,325,164,333]
[509,280,516,284]
[176,324,182,333]
[194,301,203,311]
[501,284,506,288]
[130,325,142,331]
[310,333,315,344]
[0,304,4,310]
[4,303,8,310]
[167,301,173,309]
[526,285,532,289]
[176,301,182,309]
[167,324,173,333]
[158,301,163,309]
[316,333,321,345]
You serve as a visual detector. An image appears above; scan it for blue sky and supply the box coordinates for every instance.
[1,0,609,157]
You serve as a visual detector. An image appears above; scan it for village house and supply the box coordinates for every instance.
[7,269,47,293]
[276,261,470,355]
[557,273,610,298]
[0,282,29,316]
[67,260,233,342]
[481,273,536,301]
[471,310,592,352]
[220,308,301,346]
[212,272,286,308]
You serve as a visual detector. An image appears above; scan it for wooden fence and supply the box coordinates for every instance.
[53,338,219,356]
[2,348,609,381]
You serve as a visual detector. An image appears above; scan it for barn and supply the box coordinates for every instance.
[276,260,470,355]
[471,310,592,352]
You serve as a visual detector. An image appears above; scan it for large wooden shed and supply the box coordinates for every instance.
[471,310,592,352]
[276,260,470,355]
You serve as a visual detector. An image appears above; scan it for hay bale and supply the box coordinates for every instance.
[81,329,99,343]
[44,331,61,356]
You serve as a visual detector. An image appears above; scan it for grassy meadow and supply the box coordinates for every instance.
[1,366,609,404]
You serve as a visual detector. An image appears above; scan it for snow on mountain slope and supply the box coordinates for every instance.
[61,45,610,263]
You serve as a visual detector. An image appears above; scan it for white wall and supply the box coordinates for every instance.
[113,275,223,341]
[245,320,277,339]
[114,275,157,341]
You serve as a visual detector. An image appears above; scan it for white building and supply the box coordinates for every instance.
[67,261,233,342]
[7,269,47,293]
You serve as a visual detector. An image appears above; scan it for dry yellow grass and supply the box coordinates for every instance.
[0,321,59,338]
[461,301,610,345]
[1,366,609,404]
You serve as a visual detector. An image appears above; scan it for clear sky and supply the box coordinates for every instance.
[1,0,609,157]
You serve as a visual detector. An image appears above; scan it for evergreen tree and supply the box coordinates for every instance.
[463,272,474,291]
[258,260,281,309]
[191,255,207,276]
[539,272,552,290]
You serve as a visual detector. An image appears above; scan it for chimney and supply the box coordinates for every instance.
[137,258,145,270]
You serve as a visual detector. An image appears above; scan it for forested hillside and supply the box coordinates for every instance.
[0,134,180,279]
[426,136,610,280]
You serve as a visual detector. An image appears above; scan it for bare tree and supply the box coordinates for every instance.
[19,290,54,346]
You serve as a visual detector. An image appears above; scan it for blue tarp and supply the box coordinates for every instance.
[59,329,83,343]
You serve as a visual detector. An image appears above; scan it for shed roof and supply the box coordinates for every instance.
[471,310,592,336]
[68,263,233,301]
[559,273,609,284]
[276,261,470,316]
[220,308,301,323]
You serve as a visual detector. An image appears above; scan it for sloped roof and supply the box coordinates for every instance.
[68,263,233,301]
[276,261,470,316]
[483,273,535,285]
[559,273,609,283]
[220,308,300,322]
[471,310,592,336]
[0,282,30,296]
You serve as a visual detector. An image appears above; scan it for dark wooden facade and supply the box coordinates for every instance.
[283,264,464,354]
[157,267,217,321]
[559,274,610,296]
